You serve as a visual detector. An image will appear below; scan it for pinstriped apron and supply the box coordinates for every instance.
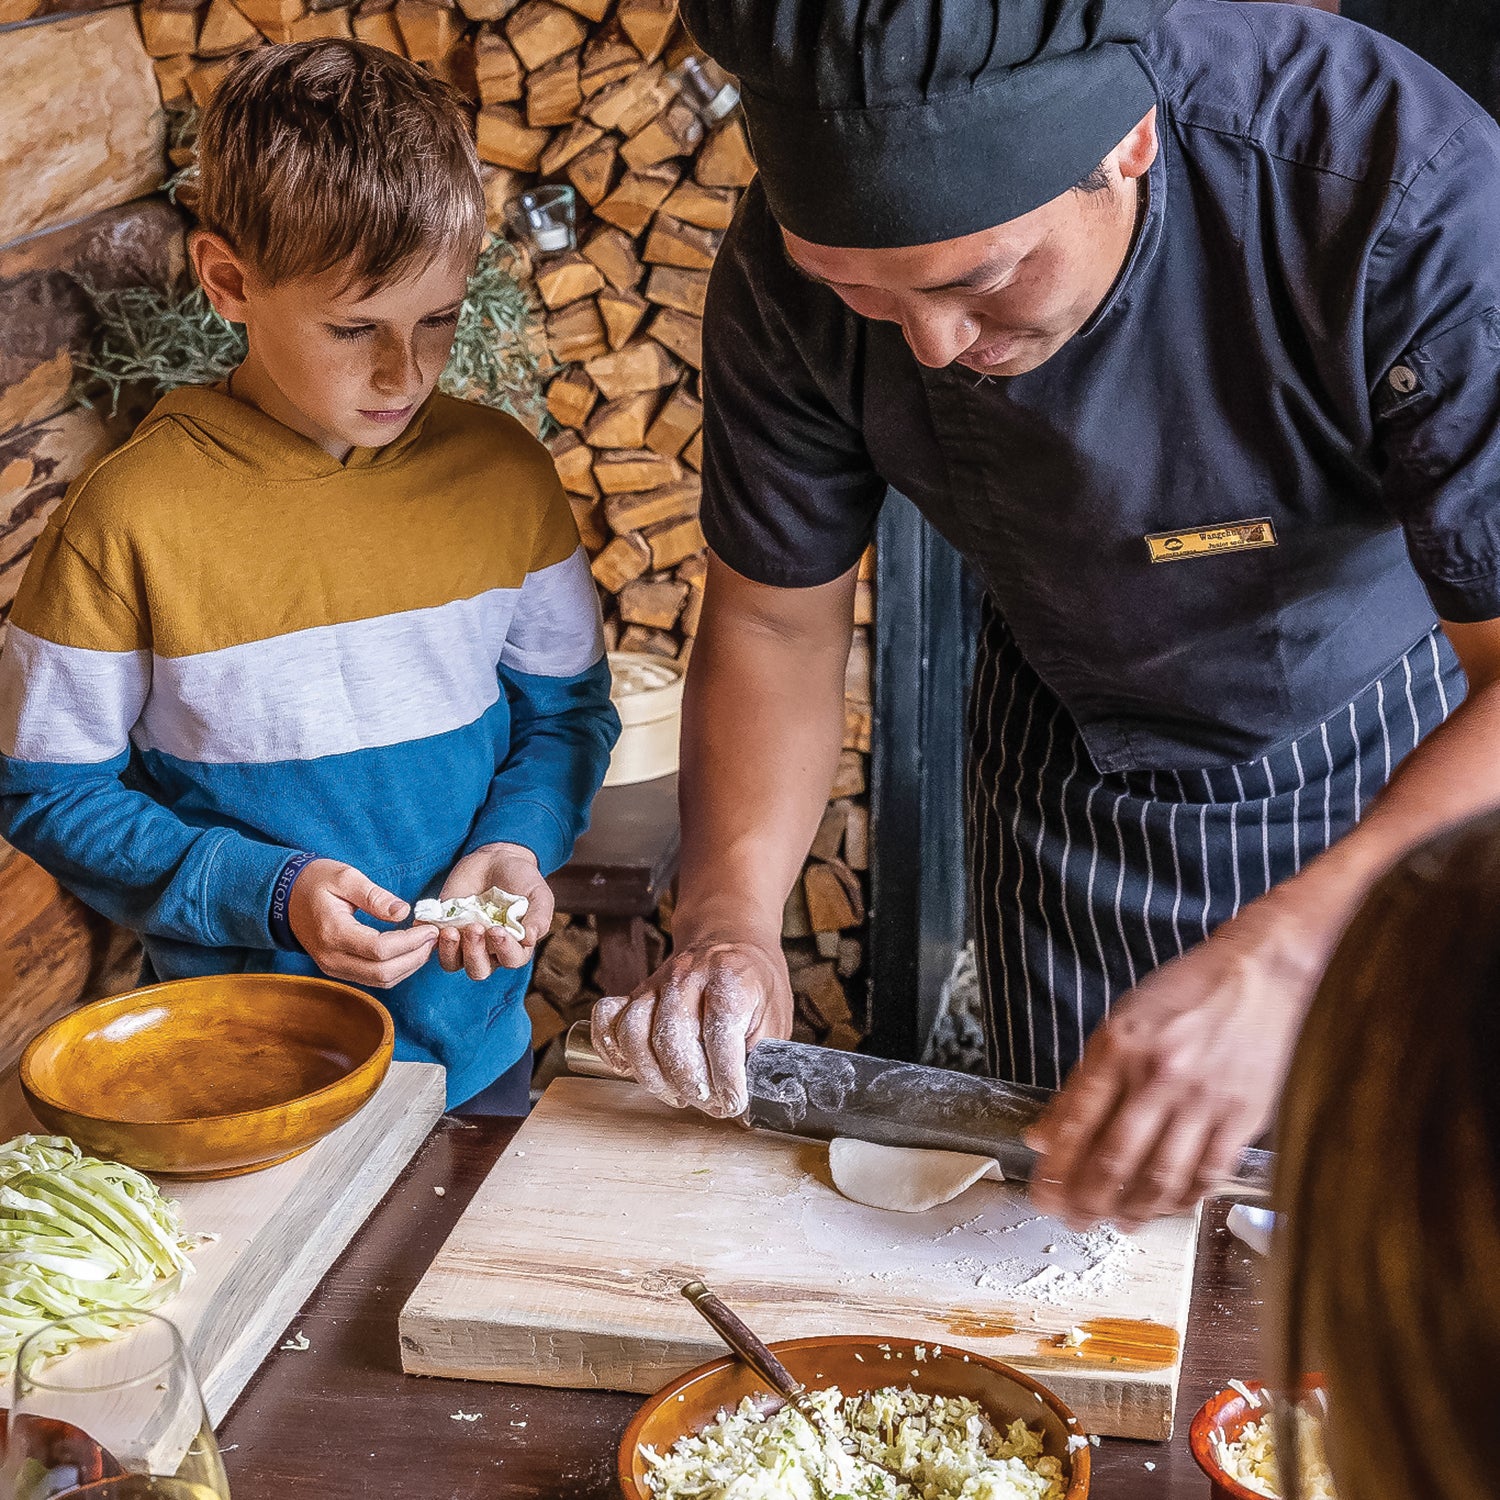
[968,600,1466,1088]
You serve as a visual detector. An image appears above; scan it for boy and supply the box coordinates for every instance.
[0,41,620,1113]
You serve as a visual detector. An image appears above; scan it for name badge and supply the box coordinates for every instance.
[1144,518,1277,564]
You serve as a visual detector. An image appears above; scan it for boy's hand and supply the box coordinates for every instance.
[289,859,436,989]
[435,842,553,980]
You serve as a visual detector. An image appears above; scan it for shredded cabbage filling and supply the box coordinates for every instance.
[1213,1407,1336,1500]
[642,1384,1069,1500]
[413,887,529,939]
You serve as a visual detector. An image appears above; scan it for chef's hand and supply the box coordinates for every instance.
[289,858,436,989]
[433,842,554,980]
[1025,897,1319,1230]
[591,938,794,1118]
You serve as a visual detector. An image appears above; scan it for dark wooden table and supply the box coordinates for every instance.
[218,1115,1267,1497]
[551,773,680,996]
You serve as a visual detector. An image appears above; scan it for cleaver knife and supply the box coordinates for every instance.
[564,1023,1272,1202]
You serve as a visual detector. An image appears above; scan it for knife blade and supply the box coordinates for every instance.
[564,1023,1272,1201]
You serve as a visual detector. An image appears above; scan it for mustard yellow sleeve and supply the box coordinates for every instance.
[9,493,147,652]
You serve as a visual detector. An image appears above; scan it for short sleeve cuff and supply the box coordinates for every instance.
[701,506,878,590]
[1421,569,1500,625]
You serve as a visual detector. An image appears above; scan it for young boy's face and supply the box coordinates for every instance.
[194,235,474,459]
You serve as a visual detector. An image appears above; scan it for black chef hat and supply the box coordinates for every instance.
[679,0,1177,248]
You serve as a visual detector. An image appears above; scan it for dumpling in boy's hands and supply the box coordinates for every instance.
[430,842,553,980]
[414,887,529,940]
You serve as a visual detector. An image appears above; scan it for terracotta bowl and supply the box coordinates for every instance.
[20,975,394,1178]
[619,1336,1090,1500]
[1190,1378,1327,1500]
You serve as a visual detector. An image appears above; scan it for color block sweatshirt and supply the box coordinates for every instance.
[0,387,620,1106]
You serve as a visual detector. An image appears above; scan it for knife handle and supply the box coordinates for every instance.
[564,1021,618,1079]
[1215,1146,1274,1202]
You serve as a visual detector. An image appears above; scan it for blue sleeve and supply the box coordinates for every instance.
[0,750,295,949]
[0,605,296,949]
[462,529,621,873]
[464,655,620,875]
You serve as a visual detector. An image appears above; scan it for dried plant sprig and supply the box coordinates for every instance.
[72,281,246,414]
[72,238,551,430]
[439,238,554,432]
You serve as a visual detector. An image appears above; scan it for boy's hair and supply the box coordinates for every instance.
[195,40,485,289]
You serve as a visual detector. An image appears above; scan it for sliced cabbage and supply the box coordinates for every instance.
[642,1384,1068,1500]
[0,1135,198,1373]
[1213,1408,1337,1500]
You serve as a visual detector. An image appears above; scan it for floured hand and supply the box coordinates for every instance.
[590,939,793,1117]
[1025,896,1309,1230]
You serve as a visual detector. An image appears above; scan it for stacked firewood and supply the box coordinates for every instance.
[423,0,876,1052]
[0,0,875,1056]
[0,8,180,1041]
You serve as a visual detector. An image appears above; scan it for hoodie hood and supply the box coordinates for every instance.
[142,383,437,479]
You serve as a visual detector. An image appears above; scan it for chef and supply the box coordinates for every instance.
[591,0,1500,1228]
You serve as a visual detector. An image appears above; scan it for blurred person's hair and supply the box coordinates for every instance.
[1276,808,1500,1499]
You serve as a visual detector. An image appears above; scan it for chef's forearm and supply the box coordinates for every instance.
[1252,675,1500,976]
[671,556,858,949]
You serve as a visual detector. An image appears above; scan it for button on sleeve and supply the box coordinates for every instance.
[1370,115,1500,623]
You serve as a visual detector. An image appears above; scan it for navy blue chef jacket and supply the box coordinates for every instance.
[699,0,1500,778]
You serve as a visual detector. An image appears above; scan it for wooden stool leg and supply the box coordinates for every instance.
[594,915,665,997]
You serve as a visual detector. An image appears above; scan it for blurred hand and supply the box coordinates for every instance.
[591,939,794,1118]
[1025,900,1316,1230]
[433,842,553,981]
[288,858,435,989]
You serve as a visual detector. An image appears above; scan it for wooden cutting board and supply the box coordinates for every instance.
[0,1059,445,1424]
[400,1077,1200,1439]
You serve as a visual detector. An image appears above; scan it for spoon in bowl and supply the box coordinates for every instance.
[681,1280,909,1492]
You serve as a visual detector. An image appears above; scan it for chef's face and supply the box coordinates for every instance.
[781,111,1158,378]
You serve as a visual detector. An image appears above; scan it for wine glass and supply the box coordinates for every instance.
[4,1313,229,1500]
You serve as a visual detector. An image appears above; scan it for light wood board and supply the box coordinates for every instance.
[0,1060,445,1425]
[400,1077,1200,1439]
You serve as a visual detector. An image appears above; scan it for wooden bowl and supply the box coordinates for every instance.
[1190,1378,1326,1500]
[619,1335,1090,1499]
[20,975,394,1179]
